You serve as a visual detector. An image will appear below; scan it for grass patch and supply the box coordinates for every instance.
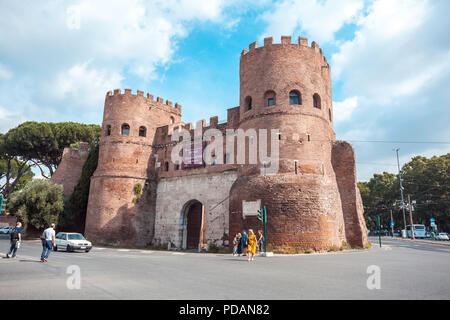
[328,245,341,252]
[271,246,317,254]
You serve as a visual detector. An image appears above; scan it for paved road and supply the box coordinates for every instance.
[0,237,449,300]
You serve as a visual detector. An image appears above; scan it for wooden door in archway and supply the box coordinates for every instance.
[186,201,203,249]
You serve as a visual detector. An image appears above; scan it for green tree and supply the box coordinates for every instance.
[401,154,450,231]
[0,121,100,198]
[359,172,397,230]
[8,179,64,231]
[359,153,450,233]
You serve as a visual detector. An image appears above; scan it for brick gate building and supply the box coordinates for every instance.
[75,36,368,251]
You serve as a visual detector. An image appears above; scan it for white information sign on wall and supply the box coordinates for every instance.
[242,200,261,219]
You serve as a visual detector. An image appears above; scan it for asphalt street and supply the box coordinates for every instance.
[0,237,449,299]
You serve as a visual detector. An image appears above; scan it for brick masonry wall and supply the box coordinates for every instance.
[50,142,90,198]
[332,141,368,247]
[229,172,346,251]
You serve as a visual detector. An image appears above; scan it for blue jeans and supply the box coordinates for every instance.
[41,240,53,260]
[7,240,18,257]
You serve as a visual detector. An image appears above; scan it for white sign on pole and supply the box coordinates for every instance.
[242,200,261,219]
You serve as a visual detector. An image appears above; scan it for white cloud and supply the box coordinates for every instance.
[48,62,123,108]
[0,64,12,80]
[0,0,242,132]
[331,0,450,181]
[259,0,364,43]
[0,105,26,133]
[333,96,358,122]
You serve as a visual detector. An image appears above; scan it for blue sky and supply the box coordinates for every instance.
[1,0,449,181]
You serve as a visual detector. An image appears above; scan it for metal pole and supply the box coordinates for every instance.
[408,195,415,240]
[378,215,382,247]
[390,209,394,237]
[395,148,407,236]
[264,206,267,254]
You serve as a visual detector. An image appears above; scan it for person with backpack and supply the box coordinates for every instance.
[6,222,22,259]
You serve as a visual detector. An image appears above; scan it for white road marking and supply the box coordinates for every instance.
[172,252,185,255]
[118,249,130,252]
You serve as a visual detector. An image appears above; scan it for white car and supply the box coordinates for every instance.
[54,232,93,252]
[435,233,449,241]
[0,226,15,234]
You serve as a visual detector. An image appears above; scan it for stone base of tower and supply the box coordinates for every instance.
[229,173,347,252]
[85,175,155,246]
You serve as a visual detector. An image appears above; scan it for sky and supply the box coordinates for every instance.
[0,0,449,181]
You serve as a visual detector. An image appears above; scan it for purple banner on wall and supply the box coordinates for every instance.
[182,142,204,168]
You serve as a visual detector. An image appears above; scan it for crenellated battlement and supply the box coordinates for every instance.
[241,35,327,64]
[105,88,182,115]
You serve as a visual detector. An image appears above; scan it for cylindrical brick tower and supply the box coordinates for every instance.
[85,89,181,245]
[229,36,362,251]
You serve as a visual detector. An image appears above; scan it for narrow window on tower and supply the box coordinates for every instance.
[121,124,130,135]
[106,125,111,136]
[139,126,147,137]
[289,90,301,105]
[164,162,169,172]
[329,108,332,122]
[313,93,321,109]
[264,90,276,106]
[294,160,298,175]
[245,96,252,111]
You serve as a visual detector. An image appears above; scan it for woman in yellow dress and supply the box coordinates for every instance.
[247,229,257,261]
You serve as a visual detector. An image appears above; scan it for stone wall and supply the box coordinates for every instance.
[332,141,368,247]
[50,142,90,198]
[154,171,237,248]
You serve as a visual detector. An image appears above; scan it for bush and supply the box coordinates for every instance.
[8,179,64,231]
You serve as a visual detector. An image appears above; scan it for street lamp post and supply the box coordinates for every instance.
[395,148,407,237]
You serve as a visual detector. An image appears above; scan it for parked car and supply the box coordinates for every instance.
[0,226,15,234]
[54,232,92,252]
[435,233,449,241]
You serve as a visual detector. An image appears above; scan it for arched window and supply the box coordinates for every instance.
[106,125,111,136]
[164,162,169,172]
[313,93,321,109]
[264,90,276,106]
[121,123,130,135]
[139,126,147,137]
[245,96,252,111]
[170,116,174,124]
[289,90,301,105]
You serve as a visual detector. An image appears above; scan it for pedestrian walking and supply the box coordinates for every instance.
[247,229,257,261]
[40,223,56,262]
[232,234,238,256]
[257,230,264,254]
[236,233,242,256]
[6,222,22,259]
[241,230,248,256]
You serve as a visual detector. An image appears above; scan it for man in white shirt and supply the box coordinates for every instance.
[40,223,56,262]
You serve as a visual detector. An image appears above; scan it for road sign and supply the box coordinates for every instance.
[430,218,435,223]
[390,222,395,227]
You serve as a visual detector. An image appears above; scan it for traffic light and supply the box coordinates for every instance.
[257,208,263,222]
[0,194,6,214]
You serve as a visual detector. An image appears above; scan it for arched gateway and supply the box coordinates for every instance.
[181,200,206,250]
